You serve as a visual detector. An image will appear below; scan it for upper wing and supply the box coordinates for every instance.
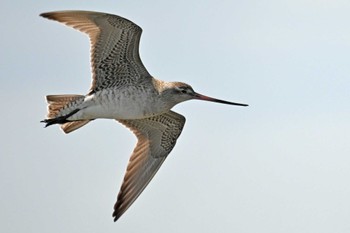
[40,10,151,93]
[114,111,186,221]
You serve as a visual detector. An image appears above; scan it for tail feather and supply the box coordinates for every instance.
[61,120,91,134]
[42,94,91,134]
[46,95,84,118]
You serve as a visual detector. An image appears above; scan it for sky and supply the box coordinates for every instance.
[1,0,350,232]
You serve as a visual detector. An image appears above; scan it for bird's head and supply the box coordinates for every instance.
[160,81,249,107]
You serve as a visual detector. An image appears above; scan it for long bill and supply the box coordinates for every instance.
[193,93,248,106]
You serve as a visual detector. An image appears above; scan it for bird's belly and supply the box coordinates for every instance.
[83,101,150,119]
[70,89,165,120]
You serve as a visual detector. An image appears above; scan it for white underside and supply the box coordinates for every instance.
[66,89,168,121]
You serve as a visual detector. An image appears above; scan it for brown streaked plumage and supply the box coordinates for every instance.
[40,10,248,222]
[114,111,185,221]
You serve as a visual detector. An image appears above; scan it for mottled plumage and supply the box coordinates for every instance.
[40,10,247,222]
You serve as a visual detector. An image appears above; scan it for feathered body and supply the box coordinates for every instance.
[40,10,247,221]
[55,79,188,121]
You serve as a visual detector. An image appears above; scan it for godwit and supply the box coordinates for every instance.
[40,10,248,221]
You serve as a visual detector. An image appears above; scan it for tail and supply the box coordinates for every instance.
[41,95,91,134]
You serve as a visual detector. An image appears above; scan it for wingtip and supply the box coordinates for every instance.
[112,211,121,222]
[40,12,51,18]
[113,201,127,222]
[40,11,62,20]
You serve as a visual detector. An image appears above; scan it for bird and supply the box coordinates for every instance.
[40,10,248,222]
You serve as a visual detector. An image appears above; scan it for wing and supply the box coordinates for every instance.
[113,111,186,221]
[40,10,151,93]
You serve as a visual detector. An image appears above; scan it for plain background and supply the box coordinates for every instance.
[1,0,350,232]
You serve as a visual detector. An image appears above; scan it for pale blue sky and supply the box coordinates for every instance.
[1,0,350,233]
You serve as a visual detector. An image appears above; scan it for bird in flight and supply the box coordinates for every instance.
[40,10,248,221]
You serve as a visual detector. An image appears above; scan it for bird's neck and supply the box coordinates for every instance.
[152,77,173,94]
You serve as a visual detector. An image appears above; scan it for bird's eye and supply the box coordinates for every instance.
[180,88,187,94]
